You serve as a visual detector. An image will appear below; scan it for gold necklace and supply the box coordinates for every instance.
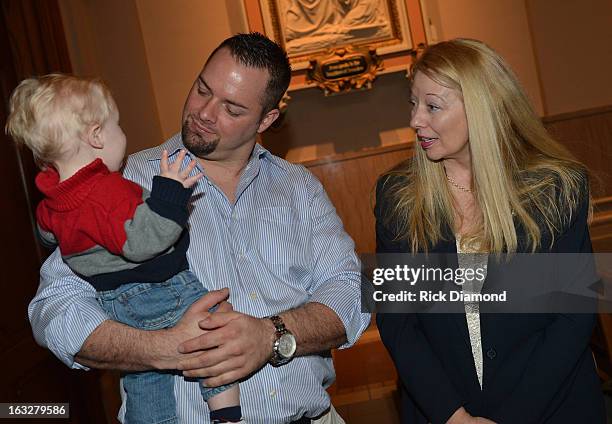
[445,174,473,193]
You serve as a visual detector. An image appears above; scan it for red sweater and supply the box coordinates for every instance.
[36,159,192,291]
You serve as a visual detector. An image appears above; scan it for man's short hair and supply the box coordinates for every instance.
[209,32,291,114]
[5,74,116,167]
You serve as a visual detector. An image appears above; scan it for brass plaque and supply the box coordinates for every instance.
[307,46,383,96]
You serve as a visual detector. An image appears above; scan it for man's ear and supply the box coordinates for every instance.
[257,108,280,134]
[86,124,104,149]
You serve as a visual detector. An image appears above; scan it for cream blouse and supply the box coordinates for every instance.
[456,237,488,389]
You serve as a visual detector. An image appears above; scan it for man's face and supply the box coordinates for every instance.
[181,48,278,161]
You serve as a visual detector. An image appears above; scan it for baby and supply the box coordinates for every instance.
[6,74,243,424]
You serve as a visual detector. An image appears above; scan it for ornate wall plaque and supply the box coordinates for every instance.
[307,46,383,95]
[256,0,413,78]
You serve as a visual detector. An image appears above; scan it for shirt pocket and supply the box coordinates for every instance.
[254,206,310,268]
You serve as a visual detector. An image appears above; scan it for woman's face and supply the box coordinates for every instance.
[409,71,470,164]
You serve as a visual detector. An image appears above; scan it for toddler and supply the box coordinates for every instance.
[6,74,244,424]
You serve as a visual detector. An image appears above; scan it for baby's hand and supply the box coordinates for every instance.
[160,149,203,188]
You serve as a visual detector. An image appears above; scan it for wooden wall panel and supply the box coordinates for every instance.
[590,196,612,380]
[544,106,612,198]
[592,196,612,253]
[305,143,414,254]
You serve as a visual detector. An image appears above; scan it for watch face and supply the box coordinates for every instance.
[278,333,297,358]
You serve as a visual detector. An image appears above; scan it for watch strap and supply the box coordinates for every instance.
[269,315,286,335]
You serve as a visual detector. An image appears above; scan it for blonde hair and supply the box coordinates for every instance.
[383,39,588,253]
[5,74,116,167]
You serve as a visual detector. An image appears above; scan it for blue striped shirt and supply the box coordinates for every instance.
[29,134,370,423]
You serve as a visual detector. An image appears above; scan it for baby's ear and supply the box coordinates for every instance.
[86,124,104,149]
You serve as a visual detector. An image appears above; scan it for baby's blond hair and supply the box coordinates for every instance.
[5,74,116,167]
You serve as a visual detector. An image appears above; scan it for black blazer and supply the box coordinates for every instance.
[375,174,605,424]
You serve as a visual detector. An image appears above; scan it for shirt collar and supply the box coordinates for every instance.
[251,142,290,172]
[142,133,289,172]
[143,133,183,161]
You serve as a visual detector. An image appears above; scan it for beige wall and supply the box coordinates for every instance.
[526,0,612,116]
[422,0,544,115]
[58,0,163,154]
[134,0,246,139]
[58,0,612,158]
[59,0,246,150]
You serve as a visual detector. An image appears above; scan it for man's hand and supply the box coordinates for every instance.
[74,288,232,372]
[177,310,276,387]
[160,149,203,188]
[152,288,231,370]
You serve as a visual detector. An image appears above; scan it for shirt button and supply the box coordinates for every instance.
[269,389,276,398]
[486,348,497,359]
[249,292,257,300]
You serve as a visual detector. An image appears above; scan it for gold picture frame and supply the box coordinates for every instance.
[243,0,426,90]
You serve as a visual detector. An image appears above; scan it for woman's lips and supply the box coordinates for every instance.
[419,137,437,149]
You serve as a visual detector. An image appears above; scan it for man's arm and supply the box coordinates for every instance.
[177,301,346,386]
[177,171,370,386]
[280,301,346,355]
[75,320,176,371]
[75,288,231,370]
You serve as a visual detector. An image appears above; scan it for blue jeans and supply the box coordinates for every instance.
[97,270,233,424]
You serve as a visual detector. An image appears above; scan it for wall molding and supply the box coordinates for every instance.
[543,104,612,124]
[593,196,612,226]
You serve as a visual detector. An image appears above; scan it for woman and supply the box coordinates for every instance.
[375,39,605,423]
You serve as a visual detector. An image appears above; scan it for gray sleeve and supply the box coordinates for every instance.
[37,223,58,249]
[121,201,184,262]
[119,176,193,262]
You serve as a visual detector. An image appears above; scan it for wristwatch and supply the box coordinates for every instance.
[268,315,296,367]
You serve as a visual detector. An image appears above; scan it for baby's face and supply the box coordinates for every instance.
[98,109,127,172]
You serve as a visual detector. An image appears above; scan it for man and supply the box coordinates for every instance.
[29,32,370,423]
